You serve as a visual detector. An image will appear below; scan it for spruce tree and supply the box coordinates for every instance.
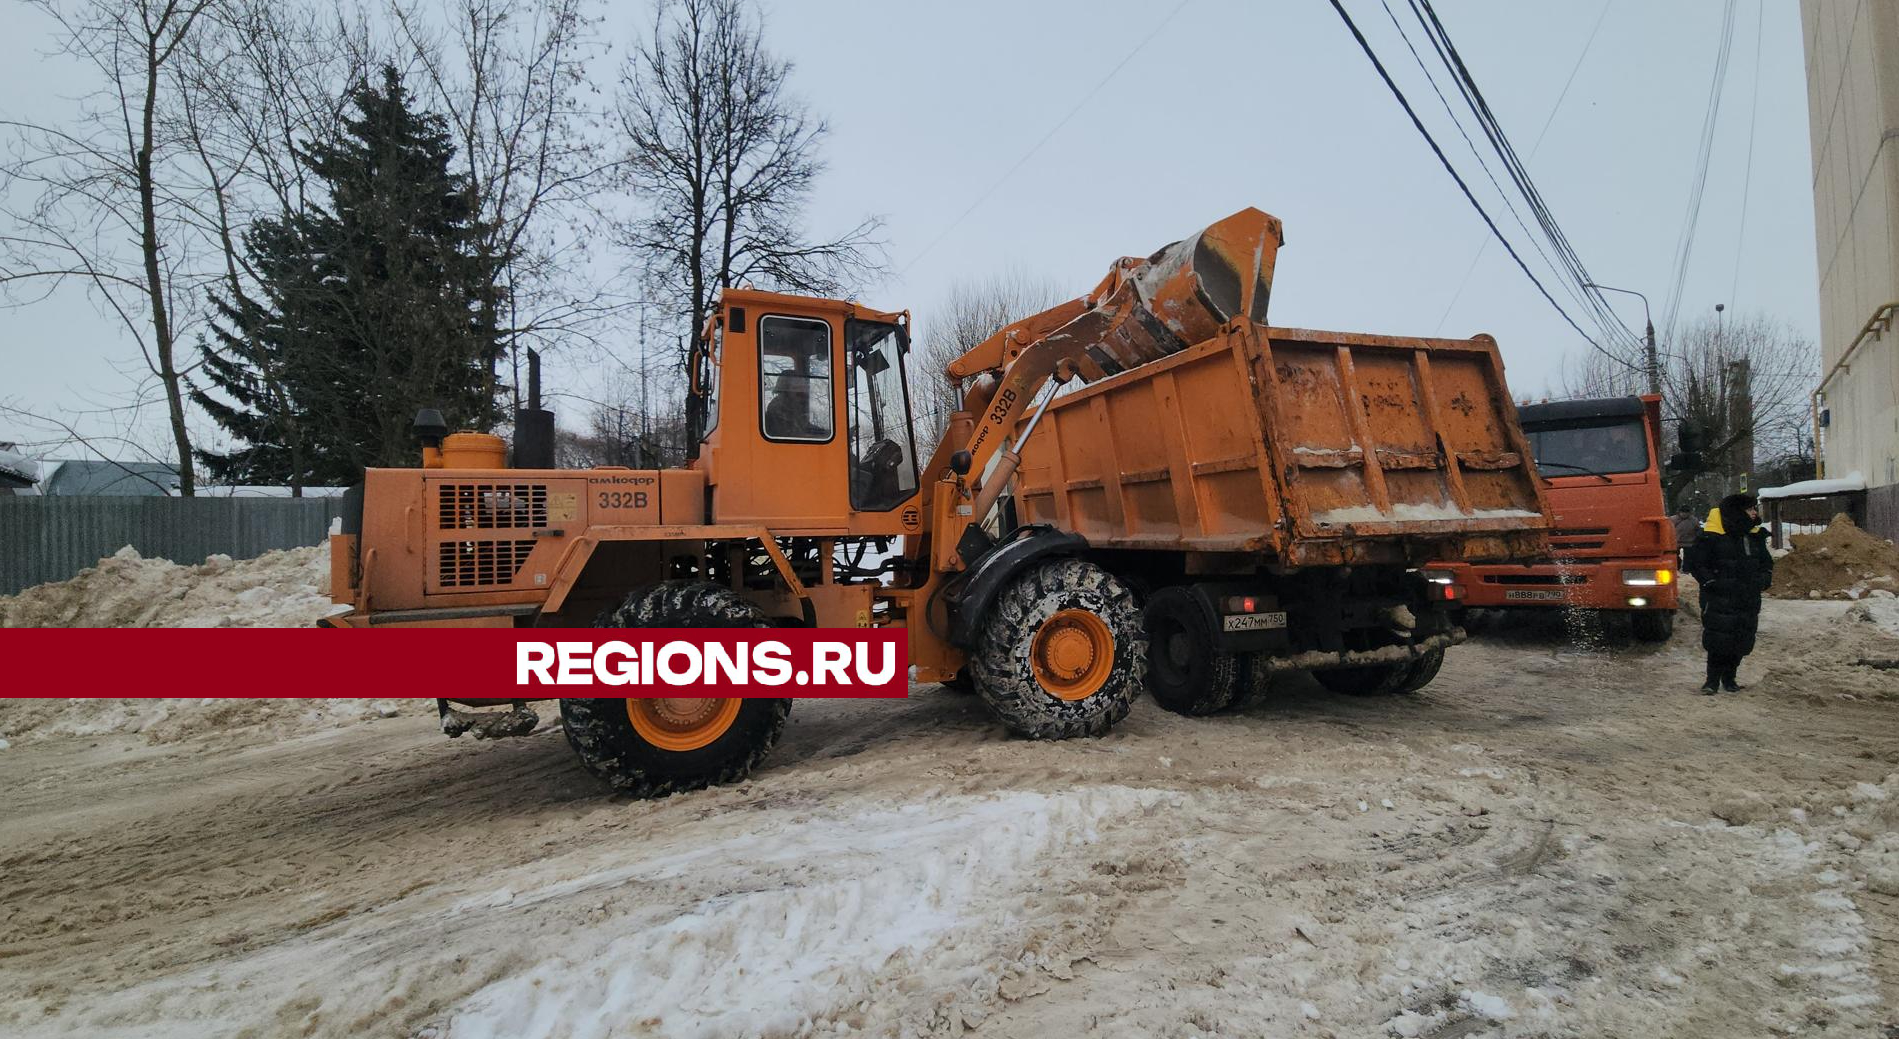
[193,66,505,488]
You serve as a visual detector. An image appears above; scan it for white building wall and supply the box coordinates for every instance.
[1803,0,1899,484]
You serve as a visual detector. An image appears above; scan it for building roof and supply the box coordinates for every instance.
[41,460,181,496]
[1758,471,1867,501]
[0,446,36,489]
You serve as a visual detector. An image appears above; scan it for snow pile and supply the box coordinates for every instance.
[0,542,345,627]
[1767,513,1899,600]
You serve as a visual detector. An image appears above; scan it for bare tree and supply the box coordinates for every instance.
[1564,310,1818,501]
[913,269,1063,447]
[614,0,882,370]
[174,0,379,245]
[0,0,222,494]
[391,0,616,406]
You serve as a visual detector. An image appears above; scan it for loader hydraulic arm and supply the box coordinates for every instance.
[924,207,1286,565]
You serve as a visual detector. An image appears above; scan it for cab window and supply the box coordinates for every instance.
[846,319,920,511]
[759,316,833,442]
[1524,418,1650,478]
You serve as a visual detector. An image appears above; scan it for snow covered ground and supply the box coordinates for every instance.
[2,598,1898,1038]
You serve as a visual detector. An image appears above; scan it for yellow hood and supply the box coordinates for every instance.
[1701,506,1762,535]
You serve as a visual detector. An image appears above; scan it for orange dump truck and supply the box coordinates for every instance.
[326,208,1550,796]
[1433,394,1678,641]
[1002,320,1551,713]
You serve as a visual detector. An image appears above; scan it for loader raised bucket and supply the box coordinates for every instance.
[1045,208,1284,376]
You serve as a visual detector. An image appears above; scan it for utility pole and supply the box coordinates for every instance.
[1584,282,1659,395]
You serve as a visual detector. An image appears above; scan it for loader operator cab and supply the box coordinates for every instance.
[689,289,921,533]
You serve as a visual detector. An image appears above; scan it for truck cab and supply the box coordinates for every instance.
[1434,394,1677,641]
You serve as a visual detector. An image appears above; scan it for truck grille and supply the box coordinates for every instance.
[437,483,549,530]
[1484,573,1587,585]
[1550,527,1610,553]
[437,539,536,587]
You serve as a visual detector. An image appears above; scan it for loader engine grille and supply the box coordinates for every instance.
[437,483,549,530]
[437,539,536,587]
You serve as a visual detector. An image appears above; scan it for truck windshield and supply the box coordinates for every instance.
[845,320,920,512]
[1524,418,1650,479]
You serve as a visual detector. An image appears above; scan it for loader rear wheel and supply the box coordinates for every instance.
[971,558,1143,739]
[1144,586,1243,716]
[561,582,792,798]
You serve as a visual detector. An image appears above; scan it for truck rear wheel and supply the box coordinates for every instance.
[1144,586,1243,716]
[1312,660,1413,696]
[1314,647,1446,696]
[1630,609,1676,643]
[971,558,1143,739]
[1396,648,1446,693]
[561,582,792,798]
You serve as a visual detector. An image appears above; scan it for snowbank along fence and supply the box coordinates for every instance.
[0,496,344,596]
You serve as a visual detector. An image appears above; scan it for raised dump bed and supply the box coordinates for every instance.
[1014,321,1549,567]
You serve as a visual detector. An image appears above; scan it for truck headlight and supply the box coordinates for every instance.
[1419,569,1456,585]
[1622,569,1672,586]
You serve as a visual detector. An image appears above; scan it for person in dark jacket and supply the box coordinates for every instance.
[1682,493,1774,693]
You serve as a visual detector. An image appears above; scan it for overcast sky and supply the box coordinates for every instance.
[0,0,1817,460]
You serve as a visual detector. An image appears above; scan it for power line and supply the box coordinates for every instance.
[1376,0,1599,333]
[1660,0,1739,342]
[1729,0,1765,304]
[1433,0,1613,335]
[1409,0,1643,359]
[899,0,1193,276]
[1325,0,1636,367]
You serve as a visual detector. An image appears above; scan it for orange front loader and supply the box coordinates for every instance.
[325,208,1550,796]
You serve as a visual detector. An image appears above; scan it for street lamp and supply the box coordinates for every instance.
[1585,282,1659,396]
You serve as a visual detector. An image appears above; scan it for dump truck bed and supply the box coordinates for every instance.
[1013,322,1549,566]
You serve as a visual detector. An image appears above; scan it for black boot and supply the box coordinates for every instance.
[1700,659,1720,695]
[1721,663,1744,692]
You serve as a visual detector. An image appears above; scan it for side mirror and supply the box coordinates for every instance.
[950,450,973,476]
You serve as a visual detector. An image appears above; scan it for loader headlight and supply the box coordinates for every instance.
[1622,569,1672,587]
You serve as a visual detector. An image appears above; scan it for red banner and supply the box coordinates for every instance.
[0,628,909,698]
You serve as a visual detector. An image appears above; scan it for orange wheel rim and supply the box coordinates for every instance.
[1030,608,1115,702]
[626,698,740,752]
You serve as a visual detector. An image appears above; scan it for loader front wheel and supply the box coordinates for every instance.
[971,558,1143,739]
[561,582,792,798]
